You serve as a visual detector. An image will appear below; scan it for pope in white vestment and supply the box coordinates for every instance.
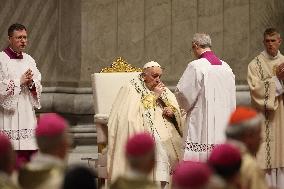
[0,24,42,151]
[108,61,183,187]
[175,33,236,161]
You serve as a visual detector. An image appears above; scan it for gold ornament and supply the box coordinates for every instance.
[142,93,158,109]
[100,57,142,73]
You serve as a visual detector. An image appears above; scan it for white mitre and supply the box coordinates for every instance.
[143,61,161,69]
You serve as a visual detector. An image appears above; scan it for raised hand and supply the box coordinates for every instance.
[20,69,33,86]
[276,63,284,81]
[163,106,174,118]
[153,82,165,97]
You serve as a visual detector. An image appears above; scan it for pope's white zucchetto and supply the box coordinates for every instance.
[143,61,161,69]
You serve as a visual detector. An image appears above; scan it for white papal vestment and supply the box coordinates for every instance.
[108,74,183,184]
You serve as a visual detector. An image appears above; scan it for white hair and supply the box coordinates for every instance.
[192,33,212,48]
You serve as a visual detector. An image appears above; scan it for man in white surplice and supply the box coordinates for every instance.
[175,33,236,161]
[0,23,42,167]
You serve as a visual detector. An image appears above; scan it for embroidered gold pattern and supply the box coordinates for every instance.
[273,65,277,75]
[142,93,157,109]
[100,57,142,73]
[256,57,271,169]
[163,99,177,113]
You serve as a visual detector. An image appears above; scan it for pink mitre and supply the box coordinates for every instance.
[35,113,67,137]
[208,143,241,167]
[173,161,212,189]
[125,132,155,157]
[0,133,12,157]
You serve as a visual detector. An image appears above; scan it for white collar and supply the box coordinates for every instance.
[200,49,212,55]
[262,50,280,60]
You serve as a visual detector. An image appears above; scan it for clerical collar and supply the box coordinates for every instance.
[199,50,222,65]
[4,47,23,59]
[262,50,280,60]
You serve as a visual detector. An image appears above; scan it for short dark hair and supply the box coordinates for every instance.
[8,23,27,37]
[264,28,280,37]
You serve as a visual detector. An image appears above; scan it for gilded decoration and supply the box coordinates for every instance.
[273,65,277,75]
[142,93,157,109]
[163,100,177,113]
[100,57,142,73]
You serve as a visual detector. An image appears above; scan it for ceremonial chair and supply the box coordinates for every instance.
[91,57,142,187]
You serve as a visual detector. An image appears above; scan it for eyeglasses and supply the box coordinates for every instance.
[10,35,28,41]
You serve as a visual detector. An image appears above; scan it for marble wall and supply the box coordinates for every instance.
[82,0,284,85]
[0,0,81,87]
[1,0,284,87]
